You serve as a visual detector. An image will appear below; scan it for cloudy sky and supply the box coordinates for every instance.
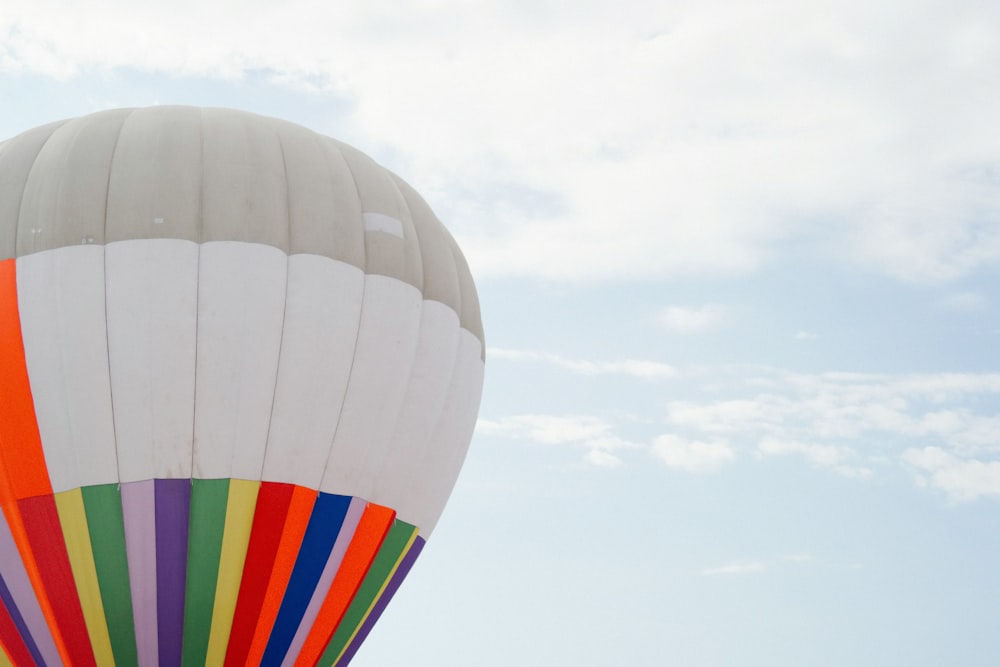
[2,1,999,664]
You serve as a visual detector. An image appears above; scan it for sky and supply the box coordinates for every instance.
[2,1,999,665]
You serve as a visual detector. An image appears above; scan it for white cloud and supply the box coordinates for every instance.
[476,369,999,489]
[757,438,871,478]
[794,330,819,341]
[936,291,990,311]
[902,447,1000,502]
[651,434,736,473]
[704,554,823,575]
[4,1,1000,282]
[659,305,727,334]
[666,371,1000,447]
[780,553,815,563]
[702,561,767,576]
[476,414,639,467]
[477,414,611,444]
[663,369,1000,494]
[488,347,677,379]
[585,449,624,469]
[761,439,846,466]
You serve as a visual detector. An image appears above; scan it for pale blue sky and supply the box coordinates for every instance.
[2,1,999,665]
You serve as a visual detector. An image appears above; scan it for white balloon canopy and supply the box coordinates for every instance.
[0,107,484,667]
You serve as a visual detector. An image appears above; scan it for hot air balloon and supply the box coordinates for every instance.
[0,107,484,666]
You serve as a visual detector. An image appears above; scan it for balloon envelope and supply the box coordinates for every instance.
[0,107,484,666]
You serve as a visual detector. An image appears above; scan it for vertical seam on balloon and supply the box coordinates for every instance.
[189,243,202,479]
[188,242,201,479]
[256,123,296,483]
[259,249,291,483]
[320,290,366,482]
[409,319,464,527]
[450,237,483,359]
[313,134,338,262]
[381,176,469,528]
[41,120,81,256]
[316,144,370,490]
[445,230,485,359]
[102,108,132,485]
[13,119,64,258]
[256,268,290,487]
[275,119,294,258]
[189,107,206,480]
[366,174,428,503]
[323,155,424,516]
[385,171,423,292]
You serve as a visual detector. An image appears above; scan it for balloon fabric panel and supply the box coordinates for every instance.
[336,534,426,666]
[277,496,366,665]
[0,593,34,667]
[262,493,352,665]
[224,482,302,666]
[0,258,93,666]
[52,489,115,664]
[81,484,138,666]
[205,479,260,665]
[0,512,59,666]
[317,521,419,666]
[292,502,395,667]
[0,107,484,666]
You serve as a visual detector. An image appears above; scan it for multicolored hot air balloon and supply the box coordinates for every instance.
[0,107,485,666]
